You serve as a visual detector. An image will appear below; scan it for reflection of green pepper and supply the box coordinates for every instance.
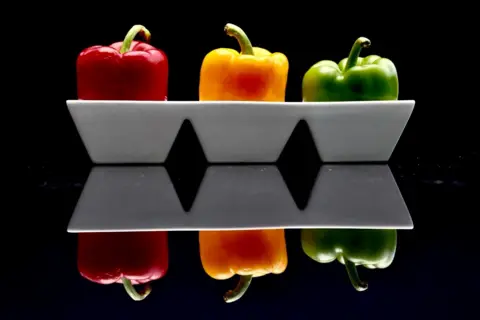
[302,37,399,101]
[301,229,397,291]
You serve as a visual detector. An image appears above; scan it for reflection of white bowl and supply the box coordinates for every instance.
[67,100,415,163]
[67,165,413,232]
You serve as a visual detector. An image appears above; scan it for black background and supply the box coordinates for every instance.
[17,5,479,319]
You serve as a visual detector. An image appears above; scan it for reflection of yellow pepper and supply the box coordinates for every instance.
[199,23,289,102]
[199,229,288,303]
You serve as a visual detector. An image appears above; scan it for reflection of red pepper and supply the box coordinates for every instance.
[76,24,168,100]
[77,231,168,301]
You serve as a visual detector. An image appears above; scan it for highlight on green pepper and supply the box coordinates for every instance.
[302,37,399,101]
[301,229,397,291]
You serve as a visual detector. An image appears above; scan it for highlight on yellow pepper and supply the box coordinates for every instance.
[199,23,289,101]
[199,229,288,303]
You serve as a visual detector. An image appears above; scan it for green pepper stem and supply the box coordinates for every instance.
[344,259,368,292]
[224,275,253,303]
[344,37,371,72]
[119,25,151,54]
[121,278,152,301]
[224,23,254,55]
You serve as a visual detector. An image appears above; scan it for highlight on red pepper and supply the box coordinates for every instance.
[77,231,169,301]
[199,229,288,303]
[76,24,168,100]
[199,23,289,101]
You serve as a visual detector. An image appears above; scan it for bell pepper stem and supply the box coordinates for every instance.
[224,23,254,55]
[121,278,152,301]
[344,259,368,292]
[120,25,151,54]
[344,37,371,72]
[224,275,253,303]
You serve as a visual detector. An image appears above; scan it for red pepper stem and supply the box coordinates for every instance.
[344,259,368,292]
[121,278,152,301]
[119,25,151,54]
[224,23,254,55]
[344,37,371,72]
[223,275,253,303]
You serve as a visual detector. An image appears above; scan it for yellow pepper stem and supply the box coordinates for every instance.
[224,275,253,303]
[344,37,371,72]
[224,23,254,55]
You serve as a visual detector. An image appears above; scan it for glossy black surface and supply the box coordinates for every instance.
[18,157,479,319]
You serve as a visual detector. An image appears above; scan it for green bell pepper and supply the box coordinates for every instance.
[301,229,397,291]
[302,37,399,101]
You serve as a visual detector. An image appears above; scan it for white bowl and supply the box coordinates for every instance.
[67,100,415,163]
[67,165,413,232]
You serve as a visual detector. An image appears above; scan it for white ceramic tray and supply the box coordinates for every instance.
[67,165,413,232]
[67,100,415,163]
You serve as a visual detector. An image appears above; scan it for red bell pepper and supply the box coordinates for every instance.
[77,231,169,301]
[76,24,168,100]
